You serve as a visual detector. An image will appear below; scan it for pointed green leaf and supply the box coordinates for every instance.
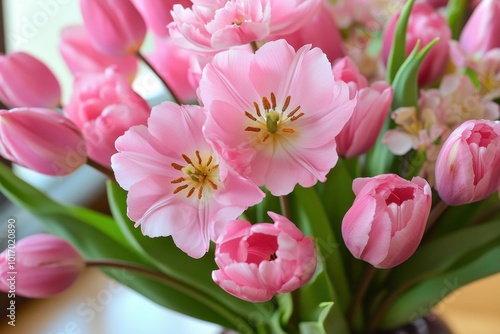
[299,302,334,334]
[392,39,438,109]
[381,244,500,329]
[446,0,469,40]
[387,220,500,287]
[386,0,416,83]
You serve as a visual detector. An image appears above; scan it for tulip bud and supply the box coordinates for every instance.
[0,234,85,298]
[0,108,87,176]
[65,67,150,167]
[80,0,147,56]
[268,1,345,64]
[336,81,393,158]
[131,0,191,37]
[59,25,138,81]
[332,57,368,89]
[382,2,451,86]
[459,0,500,56]
[342,174,432,269]
[0,52,61,108]
[333,57,393,158]
[435,120,500,205]
[213,212,317,302]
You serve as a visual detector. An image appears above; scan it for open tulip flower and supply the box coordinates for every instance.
[1,0,500,333]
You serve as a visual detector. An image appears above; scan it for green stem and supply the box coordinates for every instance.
[425,200,448,232]
[136,51,181,105]
[347,265,377,329]
[279,195,292,220]
[86,259,255,333]
[87,158,115,181]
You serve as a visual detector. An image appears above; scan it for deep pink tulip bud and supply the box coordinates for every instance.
[435,120,500,205]
[342,174,432,269]
[0,108,87,176]
[213,212,317,302]
[59,25,138,80]
[268,1,345,64]
[146,36,197,103]
[131,0,191,37]
[336,81,393,158]
[382,2,451,86]
[65,67,150,167]
[80,0,147,56]
[459,0,500,56]
[0,234,85,298]
[333,57,393,158]
[0,52,61,108]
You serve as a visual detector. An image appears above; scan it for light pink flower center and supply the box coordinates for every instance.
[244,233,279,264]
[244,92,303,143]
[385,187,415,206]
[171,150,220,200]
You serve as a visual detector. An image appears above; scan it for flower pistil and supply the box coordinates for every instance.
[171,150,220,199]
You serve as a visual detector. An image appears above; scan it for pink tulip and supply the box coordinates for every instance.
[145,36,197,103]
[59,25,138,81]
[169,0,272,54]
[342,174,432,269]
[336,81,393,158]
[0,234,85,298]
[0,52,61,108]
[382,2,451,86]
[111,102,264,258]
[168,0,321,54]
[0,108,87,176]
[200,40,356,196]
[459,0,500,56]
[333,57,393,158]
[131,0,191,37]
[80,0,147,56]
[435,120,500,205]
[65,67,150,167]
[268,0,344,64]
[212,212,317,302]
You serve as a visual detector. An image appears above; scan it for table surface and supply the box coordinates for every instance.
[1,269,500,334]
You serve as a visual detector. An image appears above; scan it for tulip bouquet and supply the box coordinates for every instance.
[1,0,500,333]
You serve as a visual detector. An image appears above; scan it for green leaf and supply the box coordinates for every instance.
[297,269,348,334]
[387,220,500,287]
[0,164,247,330]
[299,302,334,334]
[316,158,355,225]
[290,186,350,333]
[365,119,395,176]
[106,181,275,320]
[386,0,416,84]
[381,244,500,329]
[392,39,438,110]
[446,0,469,40]
[268,294,294,334]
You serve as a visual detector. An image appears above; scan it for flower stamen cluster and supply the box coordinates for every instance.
[244,92,302,143]
[171,151,220,199]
